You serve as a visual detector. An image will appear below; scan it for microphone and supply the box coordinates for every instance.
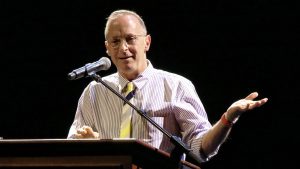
[68,57,111,80]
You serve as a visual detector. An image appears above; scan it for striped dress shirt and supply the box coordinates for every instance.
[67,60,216,162]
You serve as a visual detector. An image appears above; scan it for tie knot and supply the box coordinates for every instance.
[123,82,134,94]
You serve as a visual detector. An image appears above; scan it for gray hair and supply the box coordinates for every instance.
[104,9,147,39]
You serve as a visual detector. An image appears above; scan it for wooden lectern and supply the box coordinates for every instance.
[0,139,200,169]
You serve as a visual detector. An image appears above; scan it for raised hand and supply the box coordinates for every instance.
[225,92,268,122]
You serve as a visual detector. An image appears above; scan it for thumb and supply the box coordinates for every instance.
[84,126,94,134]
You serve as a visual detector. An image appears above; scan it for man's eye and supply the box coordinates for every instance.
[112,39,121,44]
[126,36,136,42]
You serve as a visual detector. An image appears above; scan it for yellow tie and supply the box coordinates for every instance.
[120,82,135,138]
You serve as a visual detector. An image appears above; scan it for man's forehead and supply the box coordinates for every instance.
[107,19,143,37]
[109,15,142,30]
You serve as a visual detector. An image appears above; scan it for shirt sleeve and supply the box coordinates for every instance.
[67,83,95,138]
[173,79,219,162]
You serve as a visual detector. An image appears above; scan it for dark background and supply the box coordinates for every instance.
[0,1,298,169]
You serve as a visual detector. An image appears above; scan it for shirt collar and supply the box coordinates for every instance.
[117,60,154,91]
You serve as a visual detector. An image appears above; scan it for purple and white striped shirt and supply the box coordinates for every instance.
[67,60,214,162]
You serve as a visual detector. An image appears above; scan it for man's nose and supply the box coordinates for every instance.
[119,39,129,50]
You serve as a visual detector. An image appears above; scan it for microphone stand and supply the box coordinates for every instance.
[89,73,202,167]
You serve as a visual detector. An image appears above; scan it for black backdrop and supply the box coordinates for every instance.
[1,1,298,169]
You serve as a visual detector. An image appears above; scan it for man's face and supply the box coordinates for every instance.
[105,15,151,80]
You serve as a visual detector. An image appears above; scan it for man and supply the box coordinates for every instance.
[67,9,268,162]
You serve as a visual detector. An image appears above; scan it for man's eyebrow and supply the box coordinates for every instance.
[111,34,137,38]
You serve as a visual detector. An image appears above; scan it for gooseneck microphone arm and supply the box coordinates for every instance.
[88,73,202,166]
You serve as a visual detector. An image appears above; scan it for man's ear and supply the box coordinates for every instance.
[145,35,151,52]
[105,41,110,56]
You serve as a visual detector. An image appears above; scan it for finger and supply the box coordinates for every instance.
[255,98,268,107]
[74,134,84,139]
[84,126,94,135]
[261,98,268,104]
[77,126,91,135]
[245,92,258,100]
[248,98,268,109]
[77,128,87,135]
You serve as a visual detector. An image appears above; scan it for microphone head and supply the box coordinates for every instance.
[99,57,111,70]
[67,56,112,80]
[67,72,76,80]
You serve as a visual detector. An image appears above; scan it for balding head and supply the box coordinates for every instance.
[104,9,147,40]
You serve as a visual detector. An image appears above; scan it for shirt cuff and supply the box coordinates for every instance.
[190,135,219,162]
